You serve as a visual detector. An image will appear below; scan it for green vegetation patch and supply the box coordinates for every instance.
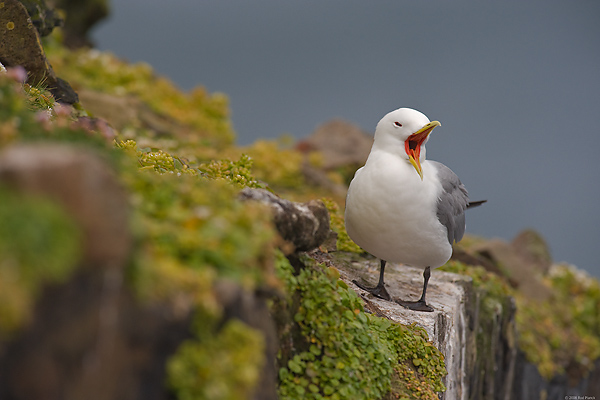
[515,264,600,379]
[44,43,235,147]
[321,198,363,254]
[0,186,81,336]
[440,259,600,382]
[275,252,446,399]
[168,317,265,400]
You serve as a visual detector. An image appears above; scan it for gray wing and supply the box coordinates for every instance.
[431,161,470,245]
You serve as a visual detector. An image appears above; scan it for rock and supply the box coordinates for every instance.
[0,263,194,400]
[0,144,192,400]
[18,0,63,37]
[0,0,78,103]
[297,119,373,170]
[512,354,600,400]
[472,237,551,301]
[511,229,552,275]
[77,89,201,140]
[239,188,331,252]
[300,162,348,198]
[54,0,110,49]
[310,248,600,400]
[77,89,141,131]
[0,144,131,268]
[323,251,512,400]
[214,280,279,400]
[451,247,518,287]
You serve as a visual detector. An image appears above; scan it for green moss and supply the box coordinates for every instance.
[0,186,81,336]
[274,253,446,399]
[515,264,600,379]
[198,153,266,189]
[167,318,265,400]
[44,44,235,147]
[121,156,276,303]
[321,198,363,254]
[2,66,277,400]
[439,260,511,303]
[242,140,306,191]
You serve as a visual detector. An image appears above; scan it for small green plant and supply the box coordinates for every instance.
[274,253,446,399]
[198,154,265,189]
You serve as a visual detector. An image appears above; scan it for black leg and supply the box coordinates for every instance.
[418,266,431,303]
[395,266,434,312]
[352,259,392,301]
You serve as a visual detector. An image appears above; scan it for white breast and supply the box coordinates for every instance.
[345,150,452,268]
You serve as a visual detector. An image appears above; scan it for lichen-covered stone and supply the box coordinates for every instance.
[0,0,78,103]
[18,0,63,37]
[239,188,331,252]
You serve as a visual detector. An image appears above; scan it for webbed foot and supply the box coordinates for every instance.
[395,299,434,312]
[352,279,392,301]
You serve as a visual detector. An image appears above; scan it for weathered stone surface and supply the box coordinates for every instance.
[0,263,194,400]
[312,249,599,400]
[239,188,331,252]
[0,0,78,103]
[297,119,373,170]
[323,252,486,400]
[0,144,131,268]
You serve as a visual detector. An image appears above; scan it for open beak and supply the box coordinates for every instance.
[405,120,441,180]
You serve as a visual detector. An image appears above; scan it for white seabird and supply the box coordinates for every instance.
[345,107,485,312]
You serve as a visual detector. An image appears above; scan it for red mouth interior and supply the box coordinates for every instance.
[404,130,430,161]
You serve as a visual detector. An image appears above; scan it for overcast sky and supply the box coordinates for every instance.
[91,0,600,277]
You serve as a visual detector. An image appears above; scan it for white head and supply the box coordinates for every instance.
[373,107,441,179]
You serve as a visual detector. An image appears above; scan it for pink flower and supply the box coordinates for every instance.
[5,66,28,84]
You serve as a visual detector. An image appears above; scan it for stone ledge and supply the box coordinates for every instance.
[335,258,473,400]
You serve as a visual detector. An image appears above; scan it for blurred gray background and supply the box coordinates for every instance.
[91,0,600,277]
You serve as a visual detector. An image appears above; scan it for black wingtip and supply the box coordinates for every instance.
[467,200,487,209]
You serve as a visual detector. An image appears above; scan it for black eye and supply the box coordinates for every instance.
[394,122,402,127]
